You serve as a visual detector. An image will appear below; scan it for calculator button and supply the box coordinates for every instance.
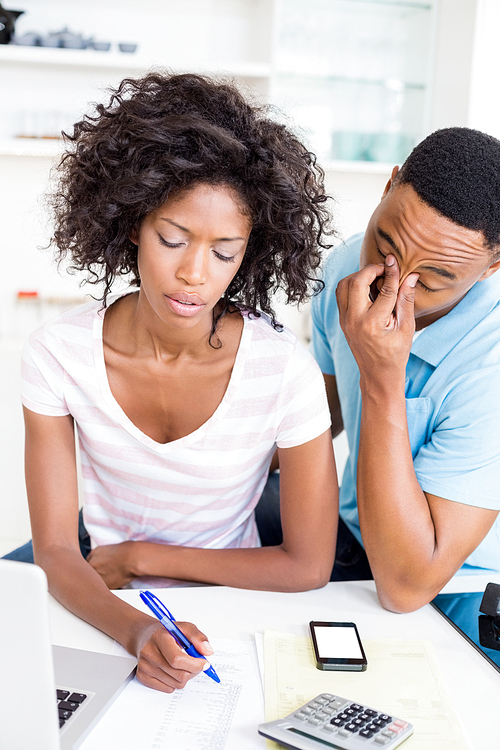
[359,713,371,721]
[374,736,391,745]
[294,712,308,721]
[382,729,397,739]
[315,711,329,721]
[353,718,365,727]
[338,728,351,738]
[379,714,392,723]
[323,706,337,715]
[302,707,315,715]
[393,719,409,729]
[321,694,334,700]
[364,708,377,717]
[322,724,336,733]
[374,718,389,728]
[307,717,323,726]
[309,701,322,709]
[330,698,348,709]
[316,697,330,705]
[365,723,379,733]
[344,722,358,732]
[331,717,345,727]
[359,728,376,739]
[350,703,363,711]
[387,723,403,734]
[338,712,350,721]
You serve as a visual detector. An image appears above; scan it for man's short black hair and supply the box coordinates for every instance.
[395,127,500,257]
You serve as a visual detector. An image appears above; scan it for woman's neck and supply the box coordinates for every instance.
[104,290,227,362]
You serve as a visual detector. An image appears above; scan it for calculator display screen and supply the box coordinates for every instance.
[314,625,363,660]
[287,726,343,748]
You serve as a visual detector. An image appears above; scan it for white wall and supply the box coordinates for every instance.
[0,0,491,551]
[468,0,500,138]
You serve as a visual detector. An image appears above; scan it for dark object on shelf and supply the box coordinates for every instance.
[0,4,24,44]
[118,42,137,53]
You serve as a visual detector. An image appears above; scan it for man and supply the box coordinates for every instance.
[257,127,500,613]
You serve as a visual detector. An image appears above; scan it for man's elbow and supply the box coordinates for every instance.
[375,579,436,614]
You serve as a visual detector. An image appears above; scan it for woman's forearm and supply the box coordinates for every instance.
[130,540,332,592]
[36,544,154,654]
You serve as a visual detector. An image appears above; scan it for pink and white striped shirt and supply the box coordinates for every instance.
[21,296,331,587]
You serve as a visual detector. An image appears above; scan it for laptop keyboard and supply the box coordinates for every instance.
[56,688,88,728]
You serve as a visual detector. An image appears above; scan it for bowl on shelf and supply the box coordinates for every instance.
[89,40,111,51]
[12,31,41,46]
[118,42,137,53]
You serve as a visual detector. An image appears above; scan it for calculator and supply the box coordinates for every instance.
[258,692,414,749]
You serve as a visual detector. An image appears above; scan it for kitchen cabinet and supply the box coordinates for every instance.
[0,0,481,341]
[1,0,439,166]
[271,0,436,166]
[0,0,273,153]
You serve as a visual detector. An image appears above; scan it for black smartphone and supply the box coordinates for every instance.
[309,621,367,671]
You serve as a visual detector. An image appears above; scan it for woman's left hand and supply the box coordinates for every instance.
[87,542,138,588]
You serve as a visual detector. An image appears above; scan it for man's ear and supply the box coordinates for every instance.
[479,256,500,281]
[381,165,400,200]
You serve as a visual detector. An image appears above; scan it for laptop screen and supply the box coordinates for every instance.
[431,590,500,675]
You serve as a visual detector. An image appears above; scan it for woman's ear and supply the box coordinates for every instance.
[130,225,139,245]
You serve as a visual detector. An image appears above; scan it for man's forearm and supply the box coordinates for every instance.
[357,376,438,612]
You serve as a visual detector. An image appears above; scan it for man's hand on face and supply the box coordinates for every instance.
[336,254,419,385]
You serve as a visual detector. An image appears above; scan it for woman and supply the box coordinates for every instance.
[16,72,338,692]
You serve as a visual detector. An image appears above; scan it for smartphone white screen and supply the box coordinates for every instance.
[313,625,363,659]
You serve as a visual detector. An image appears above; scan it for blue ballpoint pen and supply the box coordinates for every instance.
[139,590,220,683]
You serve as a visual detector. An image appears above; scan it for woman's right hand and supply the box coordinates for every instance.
[133,618,215,692]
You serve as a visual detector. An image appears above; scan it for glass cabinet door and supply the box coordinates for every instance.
[272,0,435,165]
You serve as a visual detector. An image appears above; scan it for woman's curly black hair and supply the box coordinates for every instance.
[50,71,335,336]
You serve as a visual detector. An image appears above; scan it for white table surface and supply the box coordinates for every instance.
[49,575,500,749]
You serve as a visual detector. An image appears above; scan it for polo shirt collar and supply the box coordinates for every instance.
[410,270,500,367]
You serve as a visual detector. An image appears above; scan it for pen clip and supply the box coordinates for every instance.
[139,591,190,649]
[141,590,175,621]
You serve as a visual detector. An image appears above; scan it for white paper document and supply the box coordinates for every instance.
[80,638,264,750]
[263,631,468,750]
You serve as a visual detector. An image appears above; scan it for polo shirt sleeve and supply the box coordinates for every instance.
[413,367,500,510]
[311,253,338,376]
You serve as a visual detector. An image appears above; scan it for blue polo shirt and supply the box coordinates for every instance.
[311,233,500,574]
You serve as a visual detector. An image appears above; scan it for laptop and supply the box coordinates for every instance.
[0,560,137,750]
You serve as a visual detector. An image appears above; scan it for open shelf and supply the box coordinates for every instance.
[0,43,271,78]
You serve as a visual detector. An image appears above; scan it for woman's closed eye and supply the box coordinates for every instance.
[158,235,185,249]
[213,250,236,263]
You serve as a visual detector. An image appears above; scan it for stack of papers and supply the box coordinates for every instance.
[262,630,468,750]
[79,629,468,749]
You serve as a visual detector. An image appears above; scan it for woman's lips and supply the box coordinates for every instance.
[165,292,206,317]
